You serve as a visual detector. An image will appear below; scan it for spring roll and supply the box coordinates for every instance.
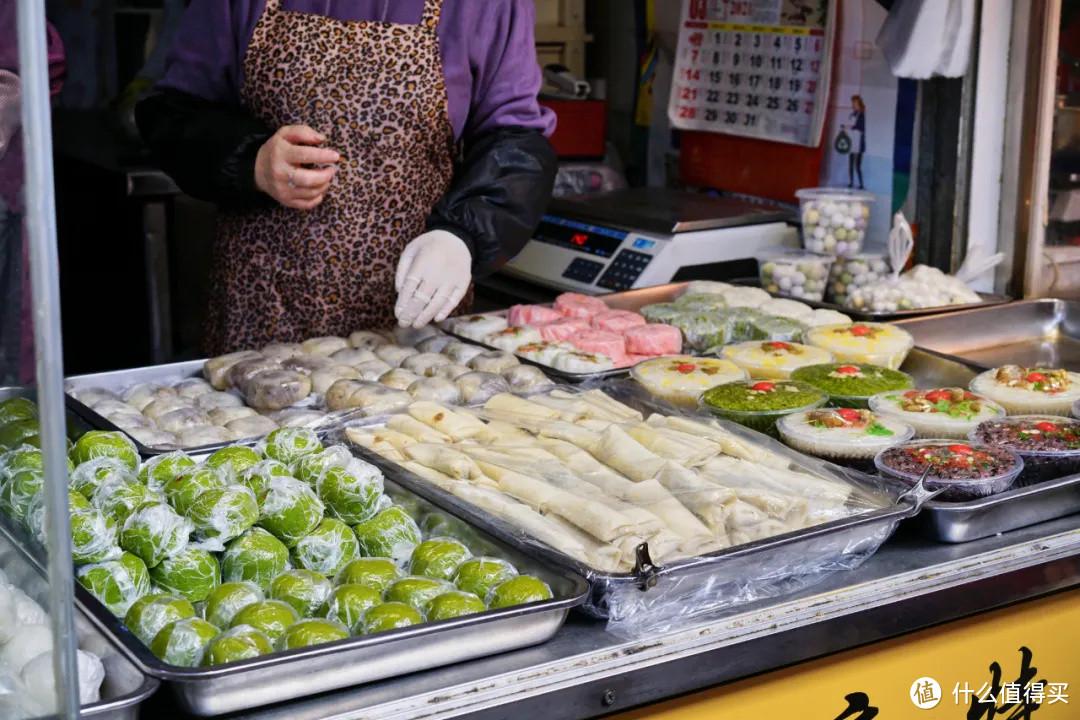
[404,444,483,480]
[407,401,488,440]
[589,425,666,482]
[483,393,563,423]
[386,414,451,444]
[346,429,406,463]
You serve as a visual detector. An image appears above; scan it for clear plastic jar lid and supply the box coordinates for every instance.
[796,187,876,203]
[778,408,914,459]
[968,415,1080,458]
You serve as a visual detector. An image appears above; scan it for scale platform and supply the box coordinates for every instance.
[501,188,798,296]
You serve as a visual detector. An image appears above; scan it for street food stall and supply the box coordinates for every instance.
[4,0,1080,718]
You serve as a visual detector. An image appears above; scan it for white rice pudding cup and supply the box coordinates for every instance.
[805,323,914,370]
[869,389,1006,439]
[722,342,835,381]
[777,410,914,462]
[969,369,1080,416]
[630,356,748,406]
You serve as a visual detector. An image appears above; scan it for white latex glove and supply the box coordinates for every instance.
[394,230,471,328]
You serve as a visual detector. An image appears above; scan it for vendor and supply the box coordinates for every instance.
[136,0,556,354]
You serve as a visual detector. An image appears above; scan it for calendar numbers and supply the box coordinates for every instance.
[668,0,830,146]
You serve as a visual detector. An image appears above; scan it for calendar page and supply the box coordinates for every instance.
[668,0,836,147]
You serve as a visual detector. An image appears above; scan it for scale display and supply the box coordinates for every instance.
[534,216,627,258]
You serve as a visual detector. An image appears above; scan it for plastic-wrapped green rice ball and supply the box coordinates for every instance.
[149,547,220,603]
[205,446,262,476]
[25,490,99,554]
[383,576,454,613]
[275,618,348,650]
[269,569,332,618]
[486,576,552,608]
[76,551,151,616]
[221,528,289,590]
[452,557,518,599]
[409,538,472,581]
[237,459,290,497]
[260,428,322,465]
[124,593,196,646]
[352,506,421,567]
[200,625,273,666]
[187,485,259,544]
[229,600,298,642]
[319,584,381,633]
[4,469,43,525]
[0,445,45,479]
[165,466,226,515]
[68,489,92,510]
[0,419,40,449]
[426,591,486,621]
[68,508,121,564]
[0,397,37,426]
[69,457,136,500]
[202,581,264,629]
[334,558,400,592]
[291,518,360,576]
[360,602,423,634]
[93,475,158,525]
[256,476,324,548]
[119,502,190,568]
[71,430,139,470]
[290,445,353,485]
[138,451,196,492]
[151,617,219,667]
[315,461,384,525]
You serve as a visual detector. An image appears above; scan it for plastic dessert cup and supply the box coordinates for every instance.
[777,408,913,470]
[969,366,1080,417]
[969,415,1080,485]
[630,356,748,407]
[758,251,833,302]
[874,440,1023,501]
[700,380,827,438]
[869,388,1005,439]
[791,362,914,410]
[805,323,914,370]
[796,187,874,258]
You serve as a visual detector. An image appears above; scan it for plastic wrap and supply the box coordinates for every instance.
[150,617,220,667]
[148,547,220,603]
[341,379,926,635]
[290,518,361,576]
[268,569,333,618]
[201,582,265,629]
[119,501,190,566]
[200,624,274,666]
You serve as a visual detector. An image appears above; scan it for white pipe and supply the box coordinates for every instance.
[16,0,80,717]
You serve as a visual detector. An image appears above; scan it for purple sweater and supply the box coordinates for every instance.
[159,0,555,141]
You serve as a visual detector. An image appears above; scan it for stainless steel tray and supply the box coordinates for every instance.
[894,300,1080,540]
[731,278,1011,321]
[340,398,921,618]
[68,478,587,716]
[895,298,1080,369]
[440,311,633,383]
[65,360,281,458]
[0,468,159,718]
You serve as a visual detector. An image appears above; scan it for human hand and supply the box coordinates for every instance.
[394,230,472,328]
[254,124,340,210]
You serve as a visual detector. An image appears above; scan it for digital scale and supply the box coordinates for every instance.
[501,189,798,296]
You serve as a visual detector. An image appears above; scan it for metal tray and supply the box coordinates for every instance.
[893,299,1080,540]
[895,298,1080,370]
[68,478,587,716]
[340,401,921,618]
[64,360,292,458]
[0,464,159,718]
[730,278,1011,321]
[440,311,633,383]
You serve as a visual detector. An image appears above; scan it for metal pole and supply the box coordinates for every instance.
[16,0,80,717]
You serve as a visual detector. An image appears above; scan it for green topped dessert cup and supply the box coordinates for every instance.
[700,379,826,438]
[791,362,914,409]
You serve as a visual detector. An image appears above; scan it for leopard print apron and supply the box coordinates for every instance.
[204,0,458,354]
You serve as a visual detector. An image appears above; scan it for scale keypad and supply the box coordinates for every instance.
[597,250,653,291]
[561,257,605,284]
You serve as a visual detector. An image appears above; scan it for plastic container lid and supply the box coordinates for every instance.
[968,415,1080,458]
[874,440,1023,501]
[869,388,1005,440]
[795,187,876,203]
[777,408,914,461]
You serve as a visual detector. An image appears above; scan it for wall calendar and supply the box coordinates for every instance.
[668,0,836,147]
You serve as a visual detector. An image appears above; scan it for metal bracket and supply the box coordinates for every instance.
[634,542,660,591]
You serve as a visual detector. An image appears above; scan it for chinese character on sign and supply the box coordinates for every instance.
[913,678,940,708]
[832,692,879,720]
[1047,684,1069,705]
[955,682,976,705]
[966,646,1055,720]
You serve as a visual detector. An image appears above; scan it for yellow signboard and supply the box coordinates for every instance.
[615,590,1080,719]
